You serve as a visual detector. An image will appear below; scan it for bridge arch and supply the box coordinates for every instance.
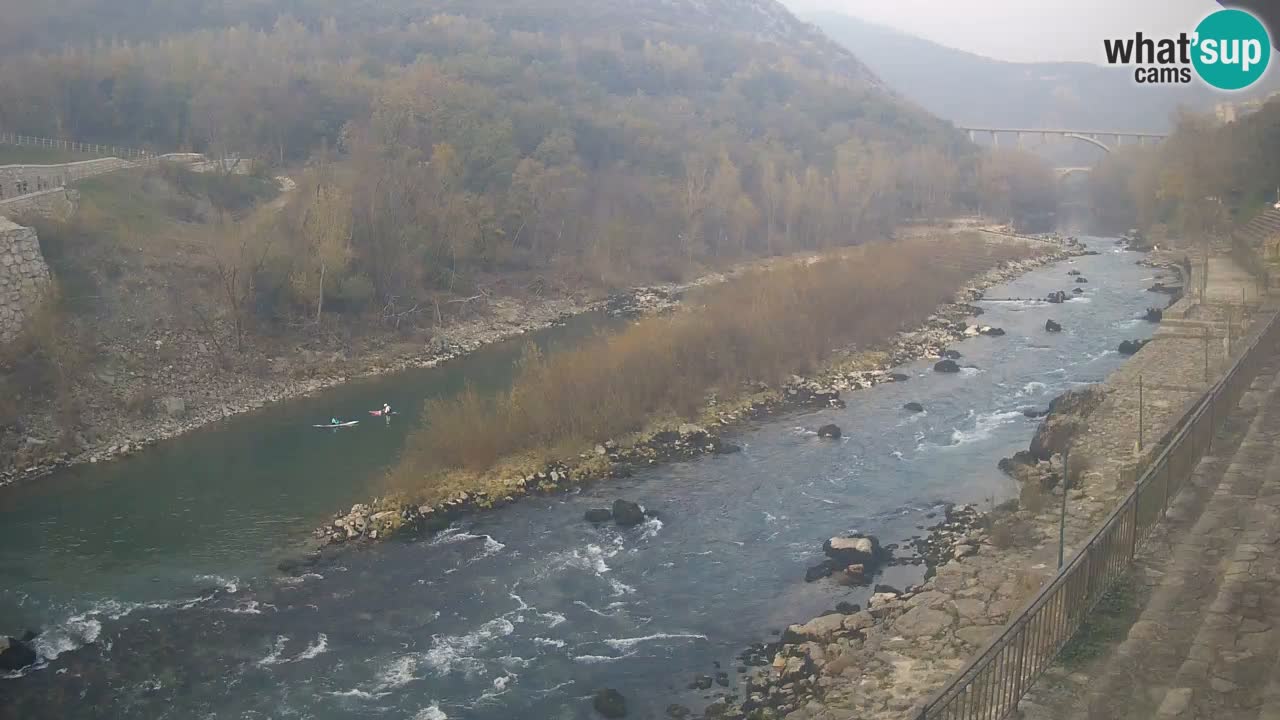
[1062,133,1112,153]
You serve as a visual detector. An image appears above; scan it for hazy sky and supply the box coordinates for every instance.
[780,0,1224,64]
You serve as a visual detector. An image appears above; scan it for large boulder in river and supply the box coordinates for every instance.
[593,688,627,718]
[817,424,842,439]
[1144,307,1163,323]
[611,500,646,527]
[1075,277,1089,284]
[1047,291,1068,304]
[933,359,960,373]
[823,534,887,569]
[942,349,962,360]
[1045,319,1063,333]
[904,402,924,413]
[784,613,848,643]
[1029,386,1107,461]
[998,451,1046,485]
[0,636,37,672]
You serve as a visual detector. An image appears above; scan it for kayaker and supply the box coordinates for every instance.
[382,403,391,415]
[330,417,339,425]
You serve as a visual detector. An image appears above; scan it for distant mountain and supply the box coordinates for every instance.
[806,11,1276,133]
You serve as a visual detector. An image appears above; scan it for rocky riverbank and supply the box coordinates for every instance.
[0,293,600,486]
[679,251,1213,720]
[0,256,770,488]
[315,238,1086,547]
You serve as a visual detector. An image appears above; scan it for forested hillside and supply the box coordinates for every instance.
[1088,101,1280,237]
[807,11,1279,133]
[1,0,1022,320]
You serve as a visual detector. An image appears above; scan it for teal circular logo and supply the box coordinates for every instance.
[1193,9,1272,90]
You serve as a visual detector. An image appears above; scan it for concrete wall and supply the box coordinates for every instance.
[0,157,136,201]
[0,217,50,343]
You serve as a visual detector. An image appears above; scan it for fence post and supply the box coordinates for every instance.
[1204,326,1210,384]
[1138,375,1144,452]
[1131,489,1140,560]
[1208,395,1215,454]
[1059,451,1070,569]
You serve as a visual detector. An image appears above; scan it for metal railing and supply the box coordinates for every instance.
[0,132,153,160]
[912,306,1280,720]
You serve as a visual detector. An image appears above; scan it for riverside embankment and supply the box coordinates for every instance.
[0,237,1173,720]
[723,249,1266,720]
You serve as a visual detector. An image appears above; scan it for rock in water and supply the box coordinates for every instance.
[1028,386,1108,461]
[942,349,962,360]
[1046,290,1068,303]
[890,373,910,382]
[1045,319,1063,333]
[0,636,37,672]
[903,402,924,413]
[1144,307,1163,323]
[933,359,960,373]
[804,562,835,582]
[981,327,1006,336]
[1073,287,1085,294]
[593,688,627,718]
[1118,339,1149,356]
[584,508,613,523]
[611,499,645,527]
[1067,269,1082,276]
[1075,276,1089,284]
[816,424,842,439]
[822,535,886,570]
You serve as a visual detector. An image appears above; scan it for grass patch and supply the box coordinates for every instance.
[0,145,105,165]
[156,163,279,214]
[390,234,1038,496]
[1057,571,1142,669]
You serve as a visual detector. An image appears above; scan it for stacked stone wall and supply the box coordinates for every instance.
[0,217,50,343]
[0,158,134,201]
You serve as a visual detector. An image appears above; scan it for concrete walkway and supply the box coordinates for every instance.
[1020,324,1280,719]
[1013,242,1280,717]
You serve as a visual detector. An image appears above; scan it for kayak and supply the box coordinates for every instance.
[314,421,359,428]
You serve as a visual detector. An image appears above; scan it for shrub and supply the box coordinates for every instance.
[391,235,1038,488]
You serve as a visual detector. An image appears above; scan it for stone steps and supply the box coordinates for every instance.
[1154,397,1280,719]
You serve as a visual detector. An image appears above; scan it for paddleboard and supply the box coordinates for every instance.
[314,421,359,428]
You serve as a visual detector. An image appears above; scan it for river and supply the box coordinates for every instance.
[0,239,1159,719]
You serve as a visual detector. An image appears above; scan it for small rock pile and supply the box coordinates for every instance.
[910,504,986,571]
[606,287,681,317]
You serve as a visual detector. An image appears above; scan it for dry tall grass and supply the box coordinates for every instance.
[392,235,1037,487]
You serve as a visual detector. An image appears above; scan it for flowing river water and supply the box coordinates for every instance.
[0,240,1160,719]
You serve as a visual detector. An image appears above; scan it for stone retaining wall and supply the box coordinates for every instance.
[0,158,134,201]
[0,187,78,220]
[0,217,50,343]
